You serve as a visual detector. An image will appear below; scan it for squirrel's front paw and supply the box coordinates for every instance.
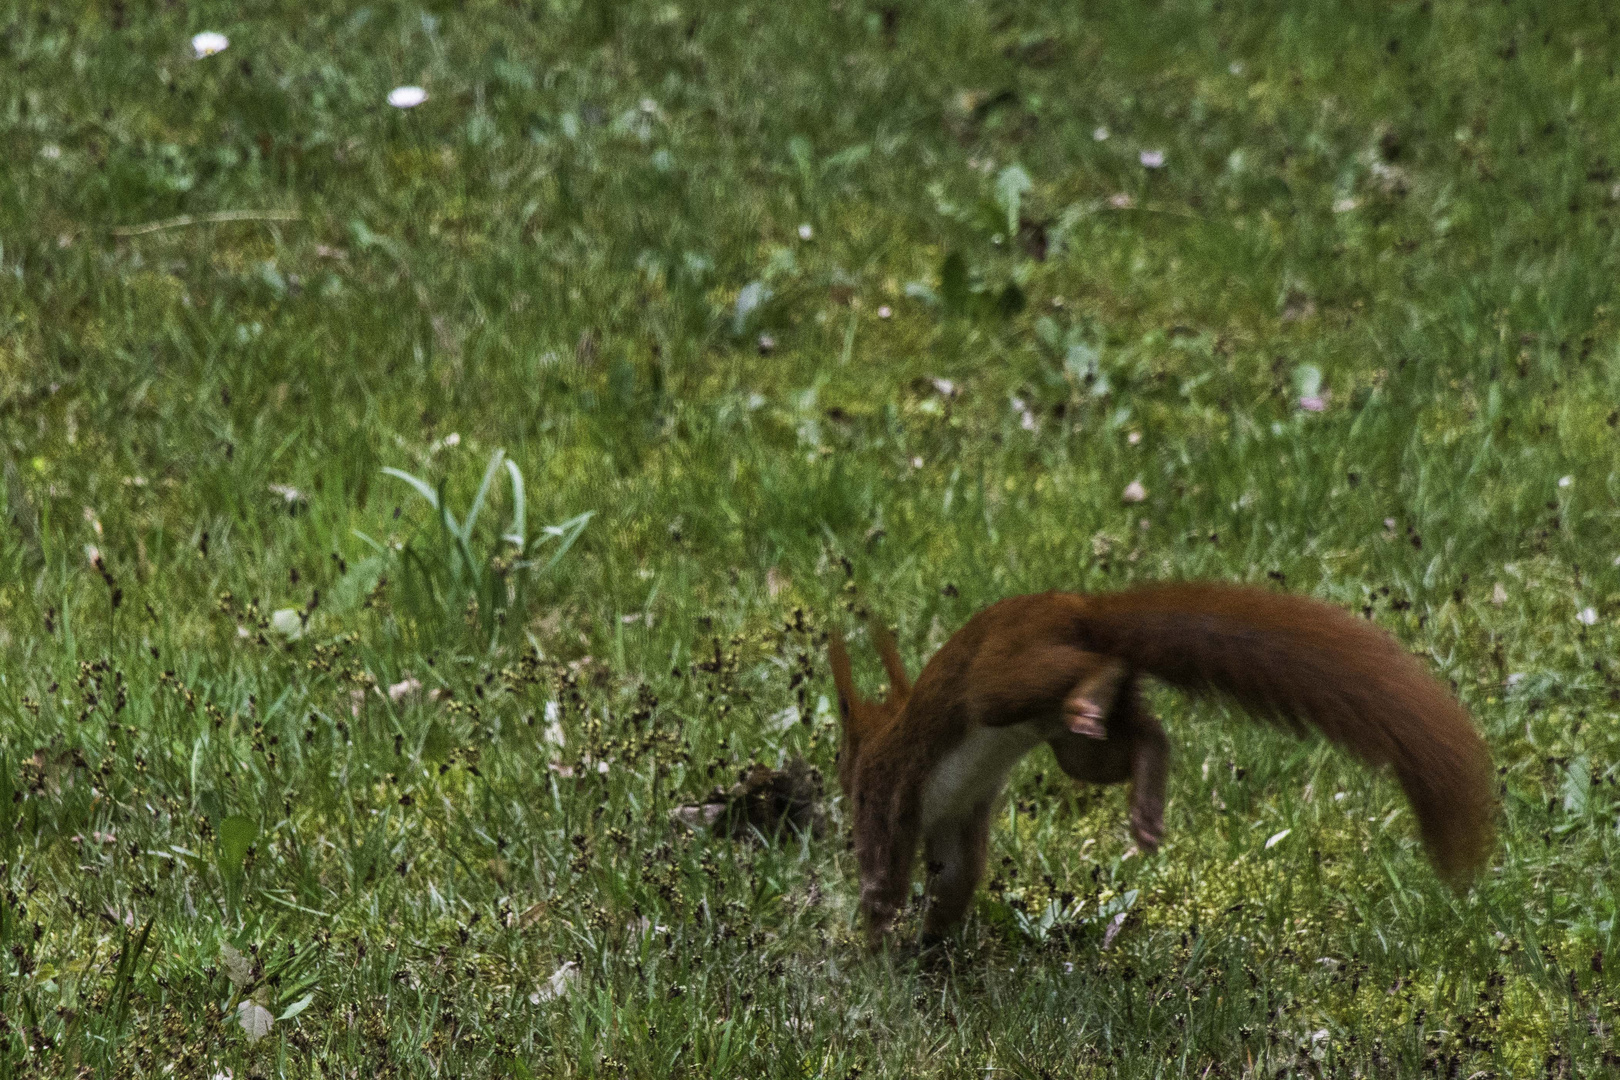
[860,898,900,950]
[1129,806,1164,852]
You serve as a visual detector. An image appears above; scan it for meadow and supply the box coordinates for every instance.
[2,0,1619,1075]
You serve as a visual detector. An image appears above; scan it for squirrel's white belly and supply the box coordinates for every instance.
[920,721,1047,833]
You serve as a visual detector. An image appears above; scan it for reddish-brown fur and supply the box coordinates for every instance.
[829,583,1496,945]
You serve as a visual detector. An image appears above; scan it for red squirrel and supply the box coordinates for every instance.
[828,583,1495,945]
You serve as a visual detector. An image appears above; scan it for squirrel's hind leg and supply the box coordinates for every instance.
[1048,678,1169,852]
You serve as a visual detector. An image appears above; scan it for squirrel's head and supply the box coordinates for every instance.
[827,625,913,796]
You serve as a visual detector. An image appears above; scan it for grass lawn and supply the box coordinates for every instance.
[3,0,1620,1075]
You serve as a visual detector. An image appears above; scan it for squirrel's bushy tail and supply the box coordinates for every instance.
[1072,583,1495,886]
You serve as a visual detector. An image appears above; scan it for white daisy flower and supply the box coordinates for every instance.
[388,86,428,109]
[192,32,229,58]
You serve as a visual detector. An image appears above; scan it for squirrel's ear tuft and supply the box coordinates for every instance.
[872,625,912,699]
[828,636,858,734]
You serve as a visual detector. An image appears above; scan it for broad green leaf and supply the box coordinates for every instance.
[217,815,258,879]
[421,720,453,764]
[536,511,593,572]
[1562,756,1591,815]
[462,449,507,541]
[380,467,440,510]
[279,993,316,1021]
[995,163,1032,236]
[939,251,969,314]
[502,458,526,548]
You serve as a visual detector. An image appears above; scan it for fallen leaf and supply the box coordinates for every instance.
[237,999,274,1043]
[388,678,422,702]
[220,943,253,990]
[530,961,578,1004]
[670,803,726,830]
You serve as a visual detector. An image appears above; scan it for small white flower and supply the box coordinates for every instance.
[911,456,924,469]
[1228,61,1244,76]
[1298,395,1326,412]
[442,432,460,447]
[1126,431,1142,445]
[931,377,958,398]
[192,32,229,58]
[797,223,813,240]
[1139,149,1166,169]
[639,97,658,114]
[270,609,303,639]
[1121,480,1147,503]
[40,144,61,161]
[1092,126,1109,141]
[1577,606,1599,626]
[1108,193,1136,210]
[1491,582,1508,606]
[1333,197,1359,213]
[388,85,428,109]
[1011,395,1036,430]
[1558,475,1573,488]
[877,305,893,319]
